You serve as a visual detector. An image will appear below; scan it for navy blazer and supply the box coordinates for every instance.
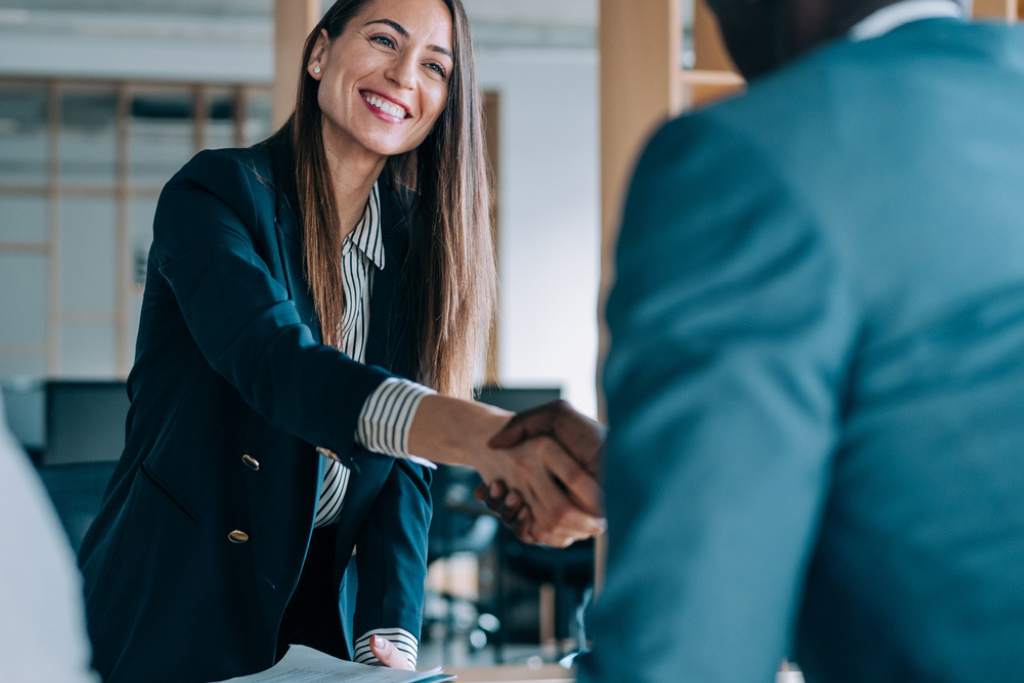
[78,133,432,683]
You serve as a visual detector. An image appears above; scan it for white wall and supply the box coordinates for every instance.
[476,48,601,417]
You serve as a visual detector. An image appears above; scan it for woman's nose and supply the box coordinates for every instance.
[384,54,417,90]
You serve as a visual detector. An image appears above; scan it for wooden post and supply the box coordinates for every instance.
[597,0,684,595]
[273,0,321,130]
[233,85,248,149]
[598,0,682,409]
[972,0,1018,20]
[115,82,131,376]
[483,91,502,387]
[47,80,62,376]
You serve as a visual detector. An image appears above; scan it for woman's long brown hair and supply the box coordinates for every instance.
[284,0,494,399]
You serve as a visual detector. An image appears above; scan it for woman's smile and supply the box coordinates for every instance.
[360,90,411,124]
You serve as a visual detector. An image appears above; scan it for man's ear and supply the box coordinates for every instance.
[307,28,331,80]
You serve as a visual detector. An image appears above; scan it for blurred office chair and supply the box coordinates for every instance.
[474,386,596,662]
[45,381,128,465]
[37,461,117,552]
[1,379,46,464]
[428,386,563,568]
[424,462,500,660]
[501,535,595,655]
[36,381,126,552]
[424,386,565,662]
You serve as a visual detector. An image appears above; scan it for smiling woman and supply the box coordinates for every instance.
[76,0,605,682]
[291,0,489,399]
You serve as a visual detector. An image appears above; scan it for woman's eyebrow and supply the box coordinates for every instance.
[364,19,409,37]
[363,19,454,60]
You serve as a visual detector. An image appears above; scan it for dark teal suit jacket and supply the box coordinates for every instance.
[78,133,432,683]
[582,17,1024,683]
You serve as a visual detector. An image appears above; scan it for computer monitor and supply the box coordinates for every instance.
[475,385,561,413]
[44,380,129,465]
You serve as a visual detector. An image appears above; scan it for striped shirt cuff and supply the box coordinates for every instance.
[356,378,436,469]
[353,628,418,669]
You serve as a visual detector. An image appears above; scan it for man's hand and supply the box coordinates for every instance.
[488,400,607,476]
[479,400,608,544]
[369,635,415,670]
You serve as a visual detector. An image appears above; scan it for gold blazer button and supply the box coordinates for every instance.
[241,454,260,471]
[316,447,340,462]
[228,530,249,544]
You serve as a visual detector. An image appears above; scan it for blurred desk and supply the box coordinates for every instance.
[445,664,573,682]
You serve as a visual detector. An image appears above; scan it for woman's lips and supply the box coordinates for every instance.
[361,91,409,124]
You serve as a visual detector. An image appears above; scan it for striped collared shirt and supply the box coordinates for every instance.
[313,182,431,669]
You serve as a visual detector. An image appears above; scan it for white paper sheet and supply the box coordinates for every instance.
[208,646,454,683]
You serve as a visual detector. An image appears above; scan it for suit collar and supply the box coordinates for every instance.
[848,0,962,41]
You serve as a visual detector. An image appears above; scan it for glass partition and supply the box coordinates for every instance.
[0,79,271,382]
[0,195,47,243]
[245,90,274,146]
[0,254,47,347]
[60,88,119,188]
[129,88,195,190]
[207,87,238,151]
[0,85,48,185]
[59,197,117,313]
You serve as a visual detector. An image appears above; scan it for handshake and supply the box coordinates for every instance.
[475,400,608,548]
[410,394,607,548]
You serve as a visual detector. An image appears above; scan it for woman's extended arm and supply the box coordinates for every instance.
[154,150,603,547]
[408,394,605,547]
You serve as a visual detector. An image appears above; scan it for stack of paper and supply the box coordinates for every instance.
[209,645,454,683]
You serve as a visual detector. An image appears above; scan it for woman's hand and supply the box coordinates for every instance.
[408,395,605,547]
[474,479,536,543]
[369,635,415,670]
[473,434,604,547]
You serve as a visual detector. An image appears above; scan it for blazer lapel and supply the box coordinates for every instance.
[365,185,414,378]
[267,135,322,345]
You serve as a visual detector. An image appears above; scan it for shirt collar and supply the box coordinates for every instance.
[344,182,386,271]
[849,0,963,41]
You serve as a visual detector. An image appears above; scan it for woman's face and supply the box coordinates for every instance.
[309,0,454,161]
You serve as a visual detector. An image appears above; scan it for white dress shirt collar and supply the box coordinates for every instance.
[343,182,386,271]
[849,0,963,41]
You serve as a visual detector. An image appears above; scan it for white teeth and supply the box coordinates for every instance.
[364,94,406,120]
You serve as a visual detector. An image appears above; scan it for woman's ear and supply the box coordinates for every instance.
[308,28,331,80]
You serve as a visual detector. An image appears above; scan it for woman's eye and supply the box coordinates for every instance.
[426,63,447,78]
[371,34,396,49]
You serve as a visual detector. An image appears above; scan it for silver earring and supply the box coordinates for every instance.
[313,66,321,74]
